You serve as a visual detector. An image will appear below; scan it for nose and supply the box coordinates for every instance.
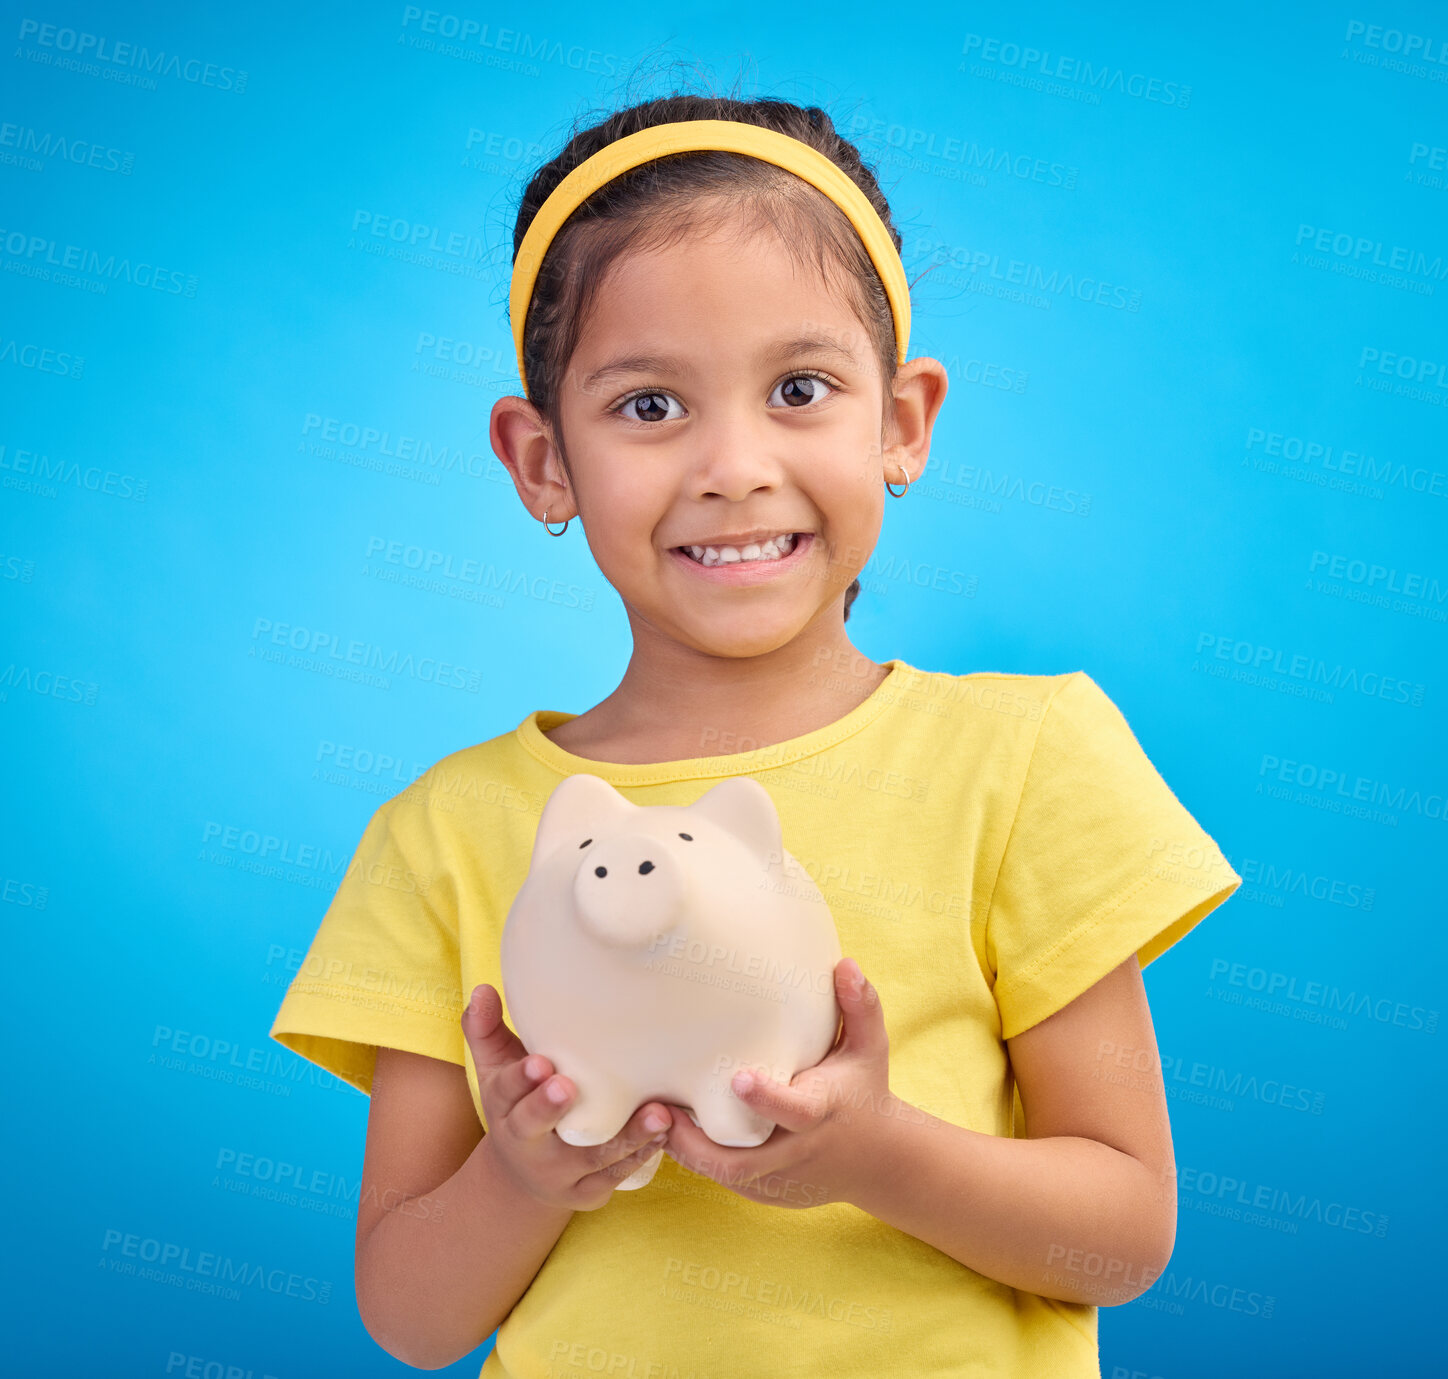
[572,832,686,947]
[688,406,788,502]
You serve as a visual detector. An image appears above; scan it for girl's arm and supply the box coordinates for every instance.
[354,1047,575,1368]
[845,954,1177,1305]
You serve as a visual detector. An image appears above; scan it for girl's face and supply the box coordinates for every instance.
[542,216,930,661]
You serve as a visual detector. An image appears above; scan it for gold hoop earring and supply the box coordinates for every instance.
[885,463,911,498]
[542,509,570,536]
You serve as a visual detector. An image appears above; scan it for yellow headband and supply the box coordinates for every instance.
[509,118,911,398]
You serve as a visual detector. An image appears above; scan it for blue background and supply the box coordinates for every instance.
[3,2,1443,1375]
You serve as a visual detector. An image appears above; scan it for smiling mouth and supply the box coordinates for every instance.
[676,533,802,567]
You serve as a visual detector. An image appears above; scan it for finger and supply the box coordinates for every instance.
[726,1067,822,1135]
[834,958,886,1050]
[506,1067,580,1143]
[491,1051,559,1123]
[512,1077,674,1159]
[461,984,527,1069]
[462,985,547,1120]
[662,1105,787,1182]
[581,1104,674,1181]
[582,1128,670,1191]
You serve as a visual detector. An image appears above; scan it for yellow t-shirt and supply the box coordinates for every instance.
[270,658,1241,1378]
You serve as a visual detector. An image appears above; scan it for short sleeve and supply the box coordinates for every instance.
[986,671,1241,1040]
[269,795,467,1095]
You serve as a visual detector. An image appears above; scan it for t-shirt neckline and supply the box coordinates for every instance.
[515,657,912,786]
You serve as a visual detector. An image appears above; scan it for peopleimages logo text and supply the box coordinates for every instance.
[960,33,1191,106]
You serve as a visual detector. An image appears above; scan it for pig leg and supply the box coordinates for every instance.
[688,1081,777,1148]
[554,1065,667,1192]
[553,1064,641,1148]
[613,1146,665,1192]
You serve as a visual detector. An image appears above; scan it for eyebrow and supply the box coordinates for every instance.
[579,333,863,392]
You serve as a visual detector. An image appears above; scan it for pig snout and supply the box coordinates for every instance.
[571,832,687,947]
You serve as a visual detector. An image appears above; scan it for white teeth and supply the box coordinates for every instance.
[684,533,798,567]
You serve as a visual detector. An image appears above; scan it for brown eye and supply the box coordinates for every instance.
[770,373,835,409]
[617,392,682,424]
[579,838,592,848]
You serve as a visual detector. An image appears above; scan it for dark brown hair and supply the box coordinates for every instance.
[509,90,906,623]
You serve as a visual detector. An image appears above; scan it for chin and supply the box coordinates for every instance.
[675,620,811,661]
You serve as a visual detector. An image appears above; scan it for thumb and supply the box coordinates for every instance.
[461,983,527,1070]
[835,958,885,1045]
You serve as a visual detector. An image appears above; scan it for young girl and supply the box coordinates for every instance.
[271,91,1241,1377]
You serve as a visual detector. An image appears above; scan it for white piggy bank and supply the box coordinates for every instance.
[500,772,843,1191]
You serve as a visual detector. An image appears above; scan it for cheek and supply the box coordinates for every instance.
[574,460,650,527]
[575,479,666,576]
[806,416,879,485]
[840,447,887,514]
[842,424,889,486]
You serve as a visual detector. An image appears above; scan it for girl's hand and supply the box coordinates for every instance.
[659,958,894,1210]
[461,983,673,1212]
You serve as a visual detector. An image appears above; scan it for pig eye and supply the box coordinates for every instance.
[678,832,693,841]
[579,838,592,848]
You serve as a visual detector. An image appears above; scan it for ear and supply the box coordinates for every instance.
[688,776,783,862]
[882,355,949,486]
[531,773,635,866]
[490,393,575,526]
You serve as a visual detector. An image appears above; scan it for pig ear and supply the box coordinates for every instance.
[688,777,782,861]
[532,773,635,866]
